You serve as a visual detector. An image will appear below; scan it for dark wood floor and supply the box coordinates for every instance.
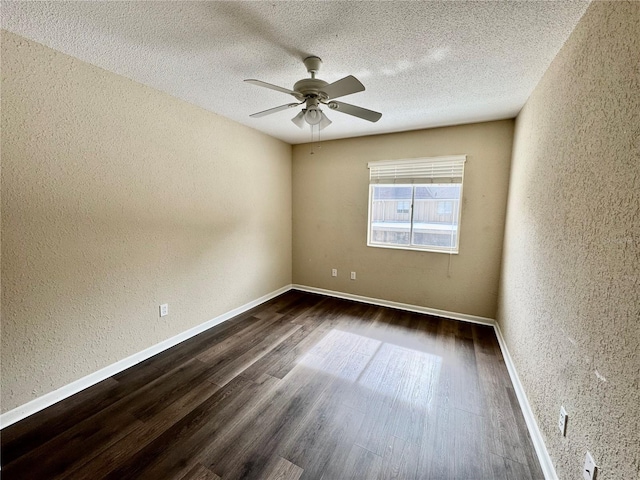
[1,290,544,479]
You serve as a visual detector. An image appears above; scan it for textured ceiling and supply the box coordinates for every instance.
[2,1,590,144]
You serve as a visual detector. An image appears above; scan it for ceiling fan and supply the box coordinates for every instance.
[245,56,382,130]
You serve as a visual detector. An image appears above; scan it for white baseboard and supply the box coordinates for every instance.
[1,283,556,480]
[0,285,292,430]
[293,284,556,479]
[292,284,495,326]
[494,322,558,480]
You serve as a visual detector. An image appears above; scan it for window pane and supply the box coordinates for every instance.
[396,201,410,214]
[412,185,460,249]
[370,185,412,246]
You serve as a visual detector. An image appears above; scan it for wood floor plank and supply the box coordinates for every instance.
[3,405,144,479]
[391,346,440,447]
[207,320,301,386]
[454,407,493,479]
[279,393,362,479]
[60,379,222,480]
[207,369,333,479]
[125,358,212,421]
[275,291,326,316]
[1,361,160,466]
[239,323,321,381]
[380,435,420,480]
[263,456,304,480]
[178,463,222,480]
[489,453,511,480]
[1,290,544,480]
[253,290,308,319]
[454,332,485,415]
[137,374,283,480]
[139,291,299,374]
[335,443,383,480]
[101,375,259,479]
[138,313,261,373]
[1,377,117,466]
[264,318,348,379]
[278,341,369,480]
[506,385,546,479]
[354,344,412,456]
[286,296,343,327]
[195,313,285,364]
[302,407,364,480]
[422,406,456,479]
[430,315,459,412]
[489,384,530,466]
[504,456,535,480]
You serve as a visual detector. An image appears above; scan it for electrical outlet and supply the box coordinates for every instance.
[558,406,568,436]
[160,304,168,317]
[350,271,356,280]
[331,268,338,277]
[583,451,597,480]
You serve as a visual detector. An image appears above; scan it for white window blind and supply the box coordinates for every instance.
[368,155,466,184]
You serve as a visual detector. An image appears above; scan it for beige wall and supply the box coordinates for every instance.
[498,2,639,479]
[292,120,514,319]
[1,31,292,413]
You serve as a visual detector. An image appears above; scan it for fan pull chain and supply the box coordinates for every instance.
[310,124,323,155]
[310,124,320,155]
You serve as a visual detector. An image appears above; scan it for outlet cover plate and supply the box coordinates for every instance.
[583,451,597,480]
[558,406,568,436]
[160,304,168,317]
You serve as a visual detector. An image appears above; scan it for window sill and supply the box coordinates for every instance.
[367,242,459,254]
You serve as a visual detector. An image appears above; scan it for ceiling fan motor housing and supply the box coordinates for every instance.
[293,78,329,101]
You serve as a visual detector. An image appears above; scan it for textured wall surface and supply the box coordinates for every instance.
[293,120,514,319]
[498,2,640,479]
[1,31,292,413]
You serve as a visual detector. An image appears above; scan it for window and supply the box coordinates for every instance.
[367,156,466,253]
[396,201,410,214]
[437,201,453,215]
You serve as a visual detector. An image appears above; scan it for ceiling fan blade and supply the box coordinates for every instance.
[328,101,382,122]
[321,75,365,100]
[250,103,299,118]
[244,79,297,96]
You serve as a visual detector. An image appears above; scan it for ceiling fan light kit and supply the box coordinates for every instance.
[245,56,381,131]
[291,110,306,128]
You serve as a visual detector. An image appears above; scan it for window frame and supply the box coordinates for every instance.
[366,156,466,254]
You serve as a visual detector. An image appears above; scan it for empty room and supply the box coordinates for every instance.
[1,1,638,479]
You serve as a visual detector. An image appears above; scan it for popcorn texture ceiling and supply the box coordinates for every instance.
[1,1,590,144]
